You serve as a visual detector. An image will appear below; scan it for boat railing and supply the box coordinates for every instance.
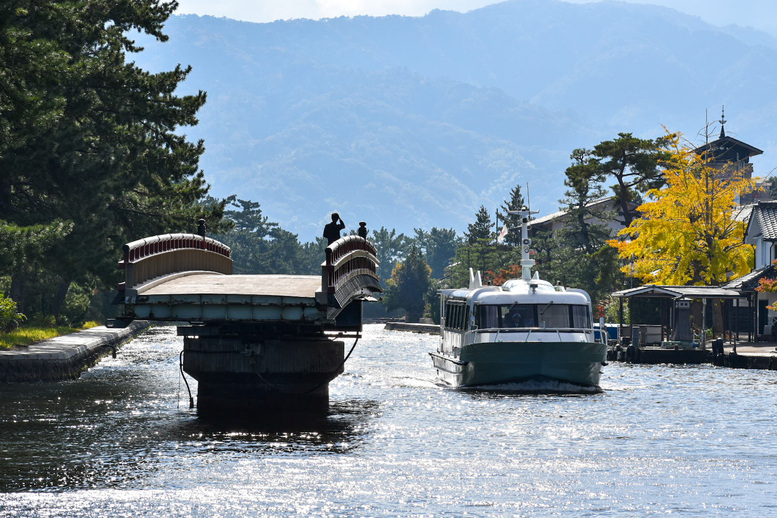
[475,327,594,341]
[475,326,594,333]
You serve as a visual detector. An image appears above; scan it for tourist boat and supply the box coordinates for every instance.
[429,209,607,389]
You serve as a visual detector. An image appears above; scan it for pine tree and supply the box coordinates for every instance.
[383,247,432,322]
[593,132,672,227]
[413,227,459,279]
[369,227,410,288]
[0,0,222,318]
[465,205,495,244]
[558,148,612,254]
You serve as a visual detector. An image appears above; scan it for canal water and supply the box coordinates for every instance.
[1,324,777,516]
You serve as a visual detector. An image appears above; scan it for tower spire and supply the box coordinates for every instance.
[719,105,727,139]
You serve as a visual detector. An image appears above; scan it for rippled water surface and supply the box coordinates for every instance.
[2,324,777,516]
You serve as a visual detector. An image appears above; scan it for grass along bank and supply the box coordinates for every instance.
[0,321,101,350]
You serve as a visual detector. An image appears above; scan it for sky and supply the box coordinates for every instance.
[174,0,777,37]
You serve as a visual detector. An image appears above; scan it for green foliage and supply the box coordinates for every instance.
[0,220,73,276]
[558,148,611,253]
[456,147,632,307]
[465,205,495,244]
[58,282,95,327]
[523,148,628,304]
[0,0,225,319]
[445,240,514,288]
[0,321,99,350]
[593,132,672,227]
[369,227,411,288]
[413,227,460,279]
[0,294,25,333]
[214,197,317,275]
[383,247,432,322]
[604,296,629,324]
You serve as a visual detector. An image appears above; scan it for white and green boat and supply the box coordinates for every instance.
[429,210,607,390]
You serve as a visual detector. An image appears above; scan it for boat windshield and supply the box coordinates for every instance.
[476,303,590,329]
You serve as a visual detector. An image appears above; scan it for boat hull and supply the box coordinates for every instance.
[430,341,607,388]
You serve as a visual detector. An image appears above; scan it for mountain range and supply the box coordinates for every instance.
[132,0,777,242]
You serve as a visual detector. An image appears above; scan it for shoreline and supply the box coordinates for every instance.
[383,322,440,334]
[0,320,151,383]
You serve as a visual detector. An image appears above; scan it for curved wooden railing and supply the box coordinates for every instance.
[322,235,381,308]
[120,233,233,291]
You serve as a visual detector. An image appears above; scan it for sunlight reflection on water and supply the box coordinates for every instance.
[1,324,777,516]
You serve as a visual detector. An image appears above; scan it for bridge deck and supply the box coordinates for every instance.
[125,272,325,322]
[138,273,320,299]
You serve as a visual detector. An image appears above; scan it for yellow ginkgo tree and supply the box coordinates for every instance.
[609,132,756,286]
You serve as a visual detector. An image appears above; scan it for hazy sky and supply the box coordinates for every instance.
[174,0,777,36]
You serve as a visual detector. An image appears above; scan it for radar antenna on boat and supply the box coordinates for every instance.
[507,207,539,281]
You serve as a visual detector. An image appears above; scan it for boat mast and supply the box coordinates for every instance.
[508,207,538,281]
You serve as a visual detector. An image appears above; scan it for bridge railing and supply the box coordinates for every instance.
[120,233,233,291]
[322,235,381,308]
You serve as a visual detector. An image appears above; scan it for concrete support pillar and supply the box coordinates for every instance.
[181,329,344,417]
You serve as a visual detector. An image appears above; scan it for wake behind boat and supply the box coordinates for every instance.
[429,209,607,389]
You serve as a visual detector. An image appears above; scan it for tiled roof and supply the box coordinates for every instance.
[751,202,777,240]
[723,265,775,290]
[612,284,744,299]
[693,135,763,158]
[527,197,623,227]
[735,204,753,223]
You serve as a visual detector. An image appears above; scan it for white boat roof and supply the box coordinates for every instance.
[441,277,591,305]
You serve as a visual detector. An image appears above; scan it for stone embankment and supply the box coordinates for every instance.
[383,322,439,334]
[0,321,150,382]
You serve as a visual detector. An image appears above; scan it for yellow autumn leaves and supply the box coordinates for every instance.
[609,132,756,286]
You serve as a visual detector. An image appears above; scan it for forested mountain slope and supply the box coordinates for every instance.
[133,0,777,240]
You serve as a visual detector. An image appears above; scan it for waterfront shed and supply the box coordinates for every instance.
[612,285,751,346]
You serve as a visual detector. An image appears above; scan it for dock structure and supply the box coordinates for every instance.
[117,230,381,416]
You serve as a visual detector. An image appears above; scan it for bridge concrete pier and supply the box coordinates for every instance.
[180,325,346,415]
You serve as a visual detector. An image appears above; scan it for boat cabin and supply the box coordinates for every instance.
[440,279,593,333]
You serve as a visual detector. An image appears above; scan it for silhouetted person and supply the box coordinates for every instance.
[323,212,346,245]
[357,221,368,239]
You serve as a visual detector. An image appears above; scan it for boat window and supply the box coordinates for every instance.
[477,305,500,329]
[444,302,468,331]
[476,303,590,329]
[501,304,536,328]
[477,304,537,328]
[572,305,590,328]
[539,304,570,328]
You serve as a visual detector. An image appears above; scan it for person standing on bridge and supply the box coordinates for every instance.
[323,212,346,245]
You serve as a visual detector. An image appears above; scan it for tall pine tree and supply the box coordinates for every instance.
[593,132,672,227]
[465,205,495,244]
[0,0,223,318]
